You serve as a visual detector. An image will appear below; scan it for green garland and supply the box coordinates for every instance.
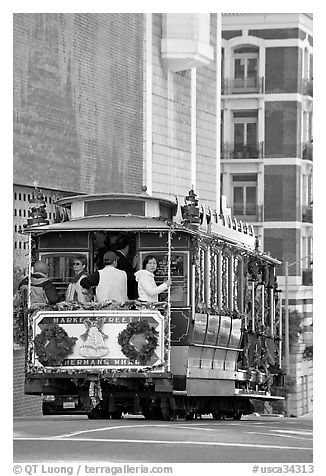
[34,324,77,366]
[118,320,159,365]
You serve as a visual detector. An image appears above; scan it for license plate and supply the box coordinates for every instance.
[63,402,76,409]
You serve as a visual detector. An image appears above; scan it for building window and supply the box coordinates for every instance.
[232,174,257,217]
[232,46,259,91]
[233,110,258,158]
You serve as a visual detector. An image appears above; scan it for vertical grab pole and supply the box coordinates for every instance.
[27,234,32,309]
[279,297,282,368]
[251,281,255,332]
[167,229,172,372]
[244,275,248,328]
[191,264,196,321]
[270,287,274,336]
[261,284,265,326]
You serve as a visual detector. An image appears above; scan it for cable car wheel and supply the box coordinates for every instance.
[110,410,123,419]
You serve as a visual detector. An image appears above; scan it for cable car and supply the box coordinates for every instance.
[22,188,284,420]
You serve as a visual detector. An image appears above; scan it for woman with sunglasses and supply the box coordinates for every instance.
[65,256,93,303]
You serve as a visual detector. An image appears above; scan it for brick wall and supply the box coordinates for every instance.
[196,16,218,205]
[13,13,144,195]
[264,228,301,276]
[289,346,313,416]
[151,14,218,206]
[265,101,300,158]
[265,47,300,93]
[13,346,42,417]
[249,28,306,41]
[264,165,300,221]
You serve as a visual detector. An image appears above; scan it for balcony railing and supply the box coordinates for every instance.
[232,204,264,222]
[222,77,265,94]
[221,142,264,160]
[302,205,313,223]
[302,78,313,97]
[302,142,313,161]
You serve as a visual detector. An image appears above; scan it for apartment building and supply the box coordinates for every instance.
[220,13,313,415]
[13,13,312,416]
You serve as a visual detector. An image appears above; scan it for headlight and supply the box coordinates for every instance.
[43,395,55,402]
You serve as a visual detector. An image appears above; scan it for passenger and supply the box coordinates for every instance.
[19,260,59,305]
[114,235,138,300]
[134,255,172,303]
[65,256,93,303]
[80,251,127,305]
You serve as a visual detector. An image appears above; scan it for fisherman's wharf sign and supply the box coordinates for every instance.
[31,310,165,369]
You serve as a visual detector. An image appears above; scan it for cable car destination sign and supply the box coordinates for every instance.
[31,309,165,370]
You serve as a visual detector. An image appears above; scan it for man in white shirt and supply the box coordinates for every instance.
[80,251,128,304]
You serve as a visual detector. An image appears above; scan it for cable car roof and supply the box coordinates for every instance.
[22,189,281,264]
[23,215,173,233]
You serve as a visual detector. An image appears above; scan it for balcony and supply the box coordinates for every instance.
[302,142,313,161]
[302,205,313,223]
[302,78,313,97]
[221,142,264,160]
[222,77,264,95]
[232,204,264,222]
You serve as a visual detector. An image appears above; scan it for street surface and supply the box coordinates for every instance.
[13,414,313,464]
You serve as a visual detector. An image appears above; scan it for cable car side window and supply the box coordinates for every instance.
[221,252,231,309]
[234,256,244,312]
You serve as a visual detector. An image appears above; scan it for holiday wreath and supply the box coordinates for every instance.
[118,320,159,365]
[33,324,77,366]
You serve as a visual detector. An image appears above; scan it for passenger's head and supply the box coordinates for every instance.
[33,260,48,275]
[72,255,87,273]
[115,235,130,253]
[142,255,158,273]
[103,251,118,267]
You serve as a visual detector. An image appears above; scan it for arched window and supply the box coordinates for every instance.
[232,45,259,92]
